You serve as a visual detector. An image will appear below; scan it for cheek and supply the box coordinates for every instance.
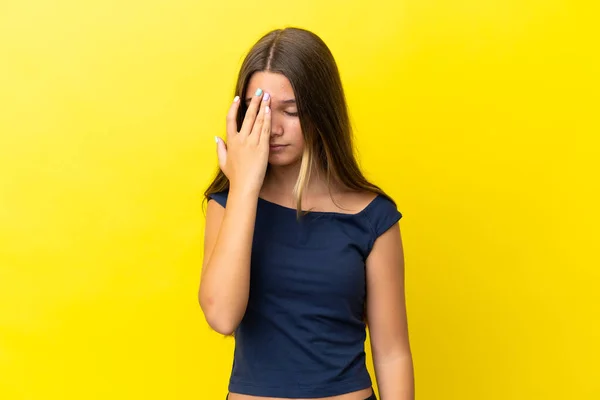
[286,120,303,142]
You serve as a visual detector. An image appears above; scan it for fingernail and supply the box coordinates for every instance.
[255,88,263,96]
[263,92,270,101]
[215,136,219,143]
[265,106,270,114]
[233,96,239,103]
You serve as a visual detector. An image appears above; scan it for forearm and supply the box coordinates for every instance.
[374,353,415,400]
[199,186,258,334]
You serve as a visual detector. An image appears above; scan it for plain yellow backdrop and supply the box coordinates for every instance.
[1,0,598,399]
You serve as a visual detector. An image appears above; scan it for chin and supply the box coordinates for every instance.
[268,154,301,167]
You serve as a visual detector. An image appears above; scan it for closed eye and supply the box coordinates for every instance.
[284,111,298,117]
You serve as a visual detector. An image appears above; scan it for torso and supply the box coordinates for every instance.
[222,183,388,400]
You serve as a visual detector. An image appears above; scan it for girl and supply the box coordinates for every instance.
[199,27,414,400]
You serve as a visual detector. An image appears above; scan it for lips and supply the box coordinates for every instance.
[269,144,287,150]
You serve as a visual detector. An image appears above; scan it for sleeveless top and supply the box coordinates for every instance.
[208,190,402,398]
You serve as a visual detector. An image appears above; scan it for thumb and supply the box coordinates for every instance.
[215,136,227,172]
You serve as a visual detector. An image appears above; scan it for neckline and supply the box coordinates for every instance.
[257,195,381,217]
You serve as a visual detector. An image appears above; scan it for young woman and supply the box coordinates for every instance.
[199,27,414,400]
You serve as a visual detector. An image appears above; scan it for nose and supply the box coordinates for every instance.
[270,113,283,137]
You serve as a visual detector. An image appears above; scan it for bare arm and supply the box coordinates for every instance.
[198,89,271,335]
[366,223,415,399]
[199,189,259,335]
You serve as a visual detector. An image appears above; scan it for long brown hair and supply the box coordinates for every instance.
[204,27,394,213]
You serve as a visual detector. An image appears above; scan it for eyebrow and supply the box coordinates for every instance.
[244,98,296,105]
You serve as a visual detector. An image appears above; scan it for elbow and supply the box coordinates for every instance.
[198,292,240,336]
[210,322,236,336]
[204,310,239,336]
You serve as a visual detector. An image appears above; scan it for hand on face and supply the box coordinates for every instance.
[216,88,271,194]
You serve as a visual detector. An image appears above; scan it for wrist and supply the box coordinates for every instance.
[228,184,261,201]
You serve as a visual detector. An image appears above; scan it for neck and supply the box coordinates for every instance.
[264,163,339,198]
[264,163,301,195]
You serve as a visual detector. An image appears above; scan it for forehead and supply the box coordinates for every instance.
[245,71,295,101]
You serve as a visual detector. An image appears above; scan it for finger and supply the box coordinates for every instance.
[215,136,227,172]
[250,92,270,141]
[259,103,272,147]
[226,96,241,139]
[240,88,264,135]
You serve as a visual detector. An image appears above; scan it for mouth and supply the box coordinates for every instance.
[269,144,288,151]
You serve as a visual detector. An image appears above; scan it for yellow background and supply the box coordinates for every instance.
[1,0,598,399]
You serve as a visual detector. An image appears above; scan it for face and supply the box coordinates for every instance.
[245,71,304,167]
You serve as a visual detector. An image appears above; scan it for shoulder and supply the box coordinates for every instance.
[206,189,229,208]
[361,192,402,249]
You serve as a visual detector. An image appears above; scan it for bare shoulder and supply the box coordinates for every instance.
[348,190,379,209]
[331,190,379,214]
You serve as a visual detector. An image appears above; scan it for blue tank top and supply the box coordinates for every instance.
[208,190,402,398]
